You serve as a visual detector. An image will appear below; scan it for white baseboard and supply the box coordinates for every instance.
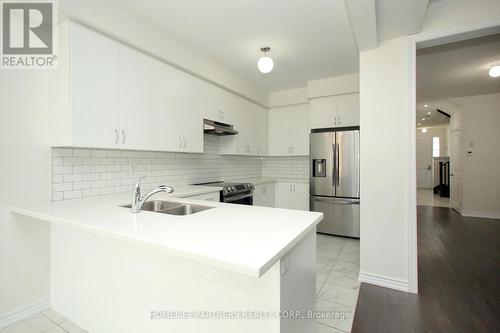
[461,210,500,220]
[0,298,50,329]
[358,271,409,292]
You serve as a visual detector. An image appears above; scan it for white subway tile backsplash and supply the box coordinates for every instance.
[73,181,91,190]
[53,183,72,192]
[64,174,82,183]
[73,149,91,157]
[73,166,91,173]
[53,165,74,174]
[63,157,82,166]
[64,190,82,200]
[91,150,107,158]
[52,135,306,201]
[53,148,72,157]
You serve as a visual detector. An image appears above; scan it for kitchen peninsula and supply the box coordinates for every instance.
[11,187,322,333]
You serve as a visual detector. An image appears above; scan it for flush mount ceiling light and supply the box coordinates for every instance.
[424,104,429,107]
[489,64,500,77]
[257,47,274,74]
[421,128,428,133]
[427,111,431,115]
[417,123,421,126]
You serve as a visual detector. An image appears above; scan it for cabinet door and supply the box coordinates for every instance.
[255,107,268,156]
[336,93,359,127]
[292,183,310,210]
[70,23,120,148]
[253,184,267,206]
[119,45,159,150]
[254,183,275,207]
[290,104,310,156]
[275,183,294,209]
[309,96,336,129]
[268,107,291,156]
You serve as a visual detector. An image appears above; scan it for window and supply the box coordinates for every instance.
[433,137,440,157]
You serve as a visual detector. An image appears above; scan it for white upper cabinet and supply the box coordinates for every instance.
[336,93,360,127]
[152,60,204,153]
[66,22,120,148]
[310,93,359,129]
[290,104,310,155]
[268,104,310,156]
[309,96,337,130]
[119,45,157,150]
[219,94,267,156]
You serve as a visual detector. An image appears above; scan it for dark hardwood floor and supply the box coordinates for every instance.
[352,206,500,333]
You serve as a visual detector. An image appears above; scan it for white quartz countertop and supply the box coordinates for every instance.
[11,185,322,278]
[235,177,310,185]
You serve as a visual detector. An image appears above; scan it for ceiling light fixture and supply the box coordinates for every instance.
[421,128,428,133]
[257,47,274,74]
[417,123,421,126]
[489,64,500,78]
[424,104,429,107]
[427,111,431,115]
[422,118,425,121]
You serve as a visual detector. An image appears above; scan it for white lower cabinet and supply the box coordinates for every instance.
[253,183,275,207]
[275,182,309,210]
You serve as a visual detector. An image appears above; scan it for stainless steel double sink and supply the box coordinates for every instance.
[121,200,213,216]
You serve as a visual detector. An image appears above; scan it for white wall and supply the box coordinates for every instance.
[416,127,449,157]
[58,0,267,106]
[423,0,500,33]
[445,93,500,219]
[357,2,500,293]
[359,37,412,291]
[267,73,359,107]
[0,71,51,321]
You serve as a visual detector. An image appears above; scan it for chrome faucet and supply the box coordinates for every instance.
[131,176,174,213]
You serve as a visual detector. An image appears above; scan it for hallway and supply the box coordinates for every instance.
[352,206,500,332]
[417,188,449,208]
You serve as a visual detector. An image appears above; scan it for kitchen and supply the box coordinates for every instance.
[2,1,499,333]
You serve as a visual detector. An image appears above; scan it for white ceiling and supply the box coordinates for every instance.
[416,33,500,127]
[111,0,359,92]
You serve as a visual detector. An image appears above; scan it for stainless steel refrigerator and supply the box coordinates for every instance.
[310,128,360,238]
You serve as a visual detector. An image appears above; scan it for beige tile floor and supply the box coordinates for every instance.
[1,234,359,333]
[417,188,450,208]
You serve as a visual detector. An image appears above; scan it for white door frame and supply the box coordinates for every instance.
[407,16,500,294]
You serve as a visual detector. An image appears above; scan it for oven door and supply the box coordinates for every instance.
[224,192,253,205]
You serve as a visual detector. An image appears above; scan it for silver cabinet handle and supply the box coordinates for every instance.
[115,129,119,144]
[291,146,294,155]
[183,137,186,148]
[334,116,337,126]
[293,184,296,192]
[179,137,182,148]
[339,116,341,126]
[289,184,292,192]
[121,130,125,144]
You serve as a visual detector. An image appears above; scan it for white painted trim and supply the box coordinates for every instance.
[407,36,418,294]
[0,298,50,329]
[358,271,409,292]
[462,211,500,220]
[406,15,500,296]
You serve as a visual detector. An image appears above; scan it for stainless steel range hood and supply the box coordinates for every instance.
[203,119,238,136]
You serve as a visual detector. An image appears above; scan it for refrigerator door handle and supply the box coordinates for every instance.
[332,143,337,187]
[336,142,340,188]
[311,196,359,205]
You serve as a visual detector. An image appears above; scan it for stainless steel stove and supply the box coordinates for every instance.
[194,181,254,205]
